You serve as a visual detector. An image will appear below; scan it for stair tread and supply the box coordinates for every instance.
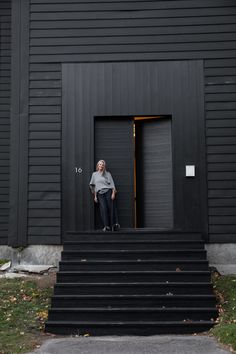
[46,320,214,325]
[60,259,208,263]
[50,307,217,311]
[58,270,210,274]
[52,294,215,298]
[63,249,206,253]
[56,281,212,285]
[64,240,203,244]
[66,230,202,234]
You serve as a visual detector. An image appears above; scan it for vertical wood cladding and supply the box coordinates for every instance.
[27,0,236,243]
[205,58,236,242]
[0,0,11,244]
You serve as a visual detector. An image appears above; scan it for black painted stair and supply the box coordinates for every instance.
[45,230,217,335]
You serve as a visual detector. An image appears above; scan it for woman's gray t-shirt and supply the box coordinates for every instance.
[89,171,116,193]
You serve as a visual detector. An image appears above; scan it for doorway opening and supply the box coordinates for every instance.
[94,115,173,230]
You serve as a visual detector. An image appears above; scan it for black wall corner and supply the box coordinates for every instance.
[8,0,29,247]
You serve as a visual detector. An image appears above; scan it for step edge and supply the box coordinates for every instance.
[45,320,215,325]
[57,270,211,274]
[55,281,213,286]
[62,250,207,253]
[48,307,217,311]
[63,241,204,244]
[60,260,209,263]
[51,294,216,298]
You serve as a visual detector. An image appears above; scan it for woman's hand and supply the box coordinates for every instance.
[111,191,116,200]
[94,195,98,203]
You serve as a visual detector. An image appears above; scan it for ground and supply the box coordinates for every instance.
[0,269,236,354]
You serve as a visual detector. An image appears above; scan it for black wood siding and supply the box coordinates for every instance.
[30,0,236,62]
[28,63,61,244]
[0,0,11,245]
[205,58,236,243]
[26,0,236,243]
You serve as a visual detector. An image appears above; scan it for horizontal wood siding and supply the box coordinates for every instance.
[29,0,236,62]
[0,0,11,244]
[28,63,61,244]
[205,58,236,243]
[28,0,236,243]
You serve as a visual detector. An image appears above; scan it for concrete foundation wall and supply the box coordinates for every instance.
[0,245,62,267]
[206,244,236,275]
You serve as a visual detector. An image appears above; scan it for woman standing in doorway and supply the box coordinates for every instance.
[89,160,120,232]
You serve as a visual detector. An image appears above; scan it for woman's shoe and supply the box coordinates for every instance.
[102,226,110,232]
[112,223,120,232]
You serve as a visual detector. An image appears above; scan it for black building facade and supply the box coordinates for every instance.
[1,0,236,247]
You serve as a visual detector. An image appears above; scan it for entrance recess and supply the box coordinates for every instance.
[62,61,207,238]
[95,116,173,229]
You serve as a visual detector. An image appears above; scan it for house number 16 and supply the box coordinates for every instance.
[75,167,83,174]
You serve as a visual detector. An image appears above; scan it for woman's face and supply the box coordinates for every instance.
[97,161,105,172]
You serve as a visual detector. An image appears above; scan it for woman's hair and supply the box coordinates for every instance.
[96,160,106,172]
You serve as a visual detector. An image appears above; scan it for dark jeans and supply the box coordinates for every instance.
[97,189,118,228]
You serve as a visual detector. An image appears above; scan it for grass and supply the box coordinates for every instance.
[0,276,54,354]
[210,273,236,352]
[0,259,10,266]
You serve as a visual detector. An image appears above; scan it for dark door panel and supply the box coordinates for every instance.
[95,117,134,228]
[136,118,173,228]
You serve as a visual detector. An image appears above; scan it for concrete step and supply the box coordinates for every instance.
[45,320,215,335]
[51,294,216,308]
[47,307,218,322]
[65,231,203,242]
[61,249,207,261]
[63,240,204,250]
[59,259,209,271]
[54,282,213,295]
[56,270,211,283]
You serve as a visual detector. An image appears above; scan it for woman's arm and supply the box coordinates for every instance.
[111,188,116,200]
[89,173,95,191]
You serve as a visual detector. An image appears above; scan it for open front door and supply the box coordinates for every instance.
[95,117,134,228]
[135,117,173,228]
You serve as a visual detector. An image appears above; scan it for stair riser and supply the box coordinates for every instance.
[54,284,213,295]
[65,233,203,242]
[45,323,214,335]
[61,251,207,261]
[63,242,204,251]
[59,262,209,271]
[56,273,211,283]
[51,298,216,308]
[48,310,217,322]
